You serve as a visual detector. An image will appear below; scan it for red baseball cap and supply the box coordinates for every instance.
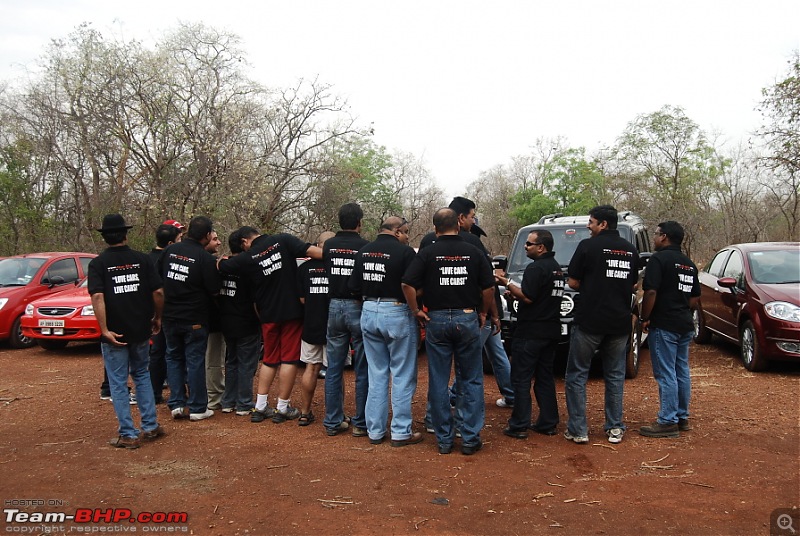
[163,219,185,230]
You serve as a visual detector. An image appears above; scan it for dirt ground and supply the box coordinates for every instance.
[1,339,798,536]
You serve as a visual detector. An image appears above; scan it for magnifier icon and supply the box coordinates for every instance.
[778,514,796,534]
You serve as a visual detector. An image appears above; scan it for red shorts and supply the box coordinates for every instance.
[261,319,303,366]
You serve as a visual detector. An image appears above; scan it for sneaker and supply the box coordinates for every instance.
[171,407,188,420]
[189,409,214,421]
[221,407,234,414]
[272,406,300,423]
[607,427,625,444]
[109,436,140,449]
[678,418,692,432]
[326,420,350,436]
[250,407,274,423]
[496,398,514,408]
[140,426,166,442]
[563,430,589,444]
[235,409,252,416]
[352,426,368,437]
[639,422,679,438]
[100,393,112,401]
[129,392,137,405]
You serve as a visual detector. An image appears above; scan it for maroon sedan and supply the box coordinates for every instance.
[693,242,799,371]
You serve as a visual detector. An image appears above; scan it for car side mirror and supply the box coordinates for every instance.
[717,277,737,289]
[638,252,652,269]
[46,275,66,288]
[492,255,507,272]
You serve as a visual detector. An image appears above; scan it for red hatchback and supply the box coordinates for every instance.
[693,242,800,371]
[0,253,96,348]
[21,279,101,350]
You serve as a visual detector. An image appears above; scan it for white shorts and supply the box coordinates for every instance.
[300,340,326,365]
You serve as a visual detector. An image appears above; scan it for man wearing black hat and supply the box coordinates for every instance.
[88,214,165,449]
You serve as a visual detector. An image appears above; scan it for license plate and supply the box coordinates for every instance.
[38,319,65,328]
[561,324,568,335]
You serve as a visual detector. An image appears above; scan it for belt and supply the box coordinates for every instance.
[364,297,405,304]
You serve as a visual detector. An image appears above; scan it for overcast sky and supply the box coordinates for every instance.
[1,1,798,197]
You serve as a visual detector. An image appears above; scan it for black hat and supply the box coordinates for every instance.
[97,214,133,233]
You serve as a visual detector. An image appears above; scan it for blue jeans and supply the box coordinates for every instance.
[101,340,158,438]
[221,332,262,412]
[648,328,692,424]
[480,322,514,403]
[426,309,484,449]
[324,299,368,430]
[564,326,628,437]
[508,337,559,431]
[361,300,419,441]
[163,321,209,414]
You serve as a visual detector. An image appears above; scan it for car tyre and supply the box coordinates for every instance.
[9,315,36,349]
[37,339,69,351]
[625,314,641,379]
[740,320,768,372]
[692,308,712,344]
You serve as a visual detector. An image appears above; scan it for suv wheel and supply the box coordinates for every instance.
[625,314,641,379]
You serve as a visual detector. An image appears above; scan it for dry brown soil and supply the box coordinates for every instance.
[1,339,798,536]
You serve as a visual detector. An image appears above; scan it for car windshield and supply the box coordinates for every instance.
[0,258,46,286]
[747,249,800,284]
[508,227,592,273]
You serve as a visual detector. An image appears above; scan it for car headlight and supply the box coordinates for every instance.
[0,298,7,311]
[764,301,800,322]
[25,304,34,315]
[81,305,95,316]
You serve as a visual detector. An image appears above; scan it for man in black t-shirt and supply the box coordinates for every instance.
[639,221,701,438]
[218,229,262,416]
[88,214,165,449]
[323,203,370,437]
[350,216,422,447]
[564,205,638,445]
[296,231,335,426]
[218,226,322,424]
[402,208,496,456]
[159,216,222,422]
[496,230,564,439]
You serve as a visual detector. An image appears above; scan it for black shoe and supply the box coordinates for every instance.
[503,427,528,440]
[272,406,300,423]
[391,432,424,447]
[530,426,558,436]
[370,436,385,445]
[678,418,692,431]
[326,420,350,436]
[461,440,483,455]
[250,407,274,423]
[639,422,680,438]
[438,444,453,454]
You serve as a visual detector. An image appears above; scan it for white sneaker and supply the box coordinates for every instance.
[496,398,513,408]
[564,430,589,444]
[607,427,624,444]
[221,407,234,414]
[189,409,214,421]
[171,407,188,419]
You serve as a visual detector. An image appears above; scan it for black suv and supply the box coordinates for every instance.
[497,212,652,378]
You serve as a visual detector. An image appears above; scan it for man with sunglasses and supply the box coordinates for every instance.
[496,230,563,439]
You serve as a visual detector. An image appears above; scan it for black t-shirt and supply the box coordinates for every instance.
[218,265,260,339]
[349,234,417,301]
[402,234,494,310]
[324,231,369,299]
[88,245,163,344]
[218,233,310,323]
[516,251,564,340]
[568,230,639,335]
[643,245,701,333]
[158,238,222,325]
[420,229,489,255]
[297,259,329,344]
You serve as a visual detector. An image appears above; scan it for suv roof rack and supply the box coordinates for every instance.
[537,213,564,224]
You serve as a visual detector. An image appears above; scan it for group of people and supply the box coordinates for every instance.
[89,200,700,455]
